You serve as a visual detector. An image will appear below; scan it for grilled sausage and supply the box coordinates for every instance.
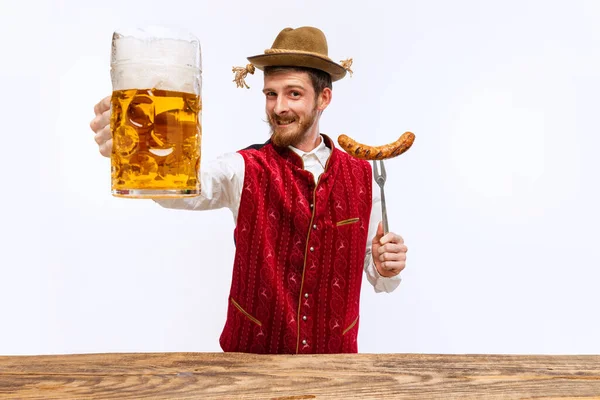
[337,132,415,160]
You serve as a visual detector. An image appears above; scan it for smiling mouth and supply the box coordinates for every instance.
[276,119,296,126]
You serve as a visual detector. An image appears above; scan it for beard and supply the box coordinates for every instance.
[267,105,319,148]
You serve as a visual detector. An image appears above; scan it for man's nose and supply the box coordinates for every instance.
[274,96,289,114]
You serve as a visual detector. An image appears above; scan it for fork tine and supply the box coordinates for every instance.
[380,160,387,180]
[372,159,389,234]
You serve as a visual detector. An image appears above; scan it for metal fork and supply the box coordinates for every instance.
[372,160,389,235]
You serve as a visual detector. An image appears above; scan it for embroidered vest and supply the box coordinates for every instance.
[219,135,372,354]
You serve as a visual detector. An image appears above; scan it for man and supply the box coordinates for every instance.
[90,26,408,354]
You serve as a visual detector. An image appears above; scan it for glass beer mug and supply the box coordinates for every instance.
[110,26,202,198]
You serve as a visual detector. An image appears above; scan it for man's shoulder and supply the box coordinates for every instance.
[236,141,275,168]
[240,141,269,152]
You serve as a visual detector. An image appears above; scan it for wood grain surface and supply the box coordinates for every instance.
[1,352,599,399]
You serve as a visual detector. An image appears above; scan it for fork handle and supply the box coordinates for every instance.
[380,186,389,235]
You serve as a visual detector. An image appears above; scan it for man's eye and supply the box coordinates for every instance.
[291,91,301,97]
[265,92,276,97]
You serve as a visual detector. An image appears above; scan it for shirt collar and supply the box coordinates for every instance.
[288,135,331,169]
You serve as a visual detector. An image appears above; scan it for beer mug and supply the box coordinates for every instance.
[110,26,202,198]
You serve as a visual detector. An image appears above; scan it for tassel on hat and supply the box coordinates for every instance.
[232,63,256,89]
[339,58,353,77]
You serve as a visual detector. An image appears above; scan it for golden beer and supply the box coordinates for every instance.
[110,88,201,197]
[110,26,202,198]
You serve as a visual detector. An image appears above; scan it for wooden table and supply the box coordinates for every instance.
[1,353,599,399]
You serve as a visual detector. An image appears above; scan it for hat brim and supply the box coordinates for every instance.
[247,52,347,82]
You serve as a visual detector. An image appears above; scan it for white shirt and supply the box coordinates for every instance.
[154,135,401,293]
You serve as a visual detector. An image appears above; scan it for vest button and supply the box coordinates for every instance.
[304,293,309,299]
[302,339,307,345]
[310,247,314,252]
[303,315,307,321]
[310,203,314,208]
[313,224,317,230]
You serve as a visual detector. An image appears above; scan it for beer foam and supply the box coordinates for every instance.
[111,27,202,94]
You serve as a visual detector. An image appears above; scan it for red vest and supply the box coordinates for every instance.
[219,135,372,354]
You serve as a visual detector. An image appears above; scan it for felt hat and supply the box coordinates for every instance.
[233,26,353,89]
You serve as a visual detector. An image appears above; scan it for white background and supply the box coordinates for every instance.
[1,0,599,355]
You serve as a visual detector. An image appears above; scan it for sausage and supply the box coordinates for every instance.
[337,131,415,160]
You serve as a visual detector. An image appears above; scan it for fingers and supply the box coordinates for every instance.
[377,242,407,254]
[371,221,384,245]
[379,260,406,274]
[378,250,407,263]
[375,233,408,276]
[94,124,112,145]
[91,96,112,158]
[378,231,404,246]
[90,109,111,133]
[99,138,113,158]
[94,95,111,116]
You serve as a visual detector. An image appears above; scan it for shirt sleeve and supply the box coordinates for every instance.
[363,170,402,293]
[153,152,245,223]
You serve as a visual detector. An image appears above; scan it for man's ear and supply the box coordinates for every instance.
[317,87,332,111]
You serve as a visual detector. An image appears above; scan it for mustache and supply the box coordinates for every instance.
[268,113,297,124]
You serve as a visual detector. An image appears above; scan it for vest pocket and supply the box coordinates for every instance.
[230,298,262,326]
[336,217,360,227]
[342,315,359,335]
